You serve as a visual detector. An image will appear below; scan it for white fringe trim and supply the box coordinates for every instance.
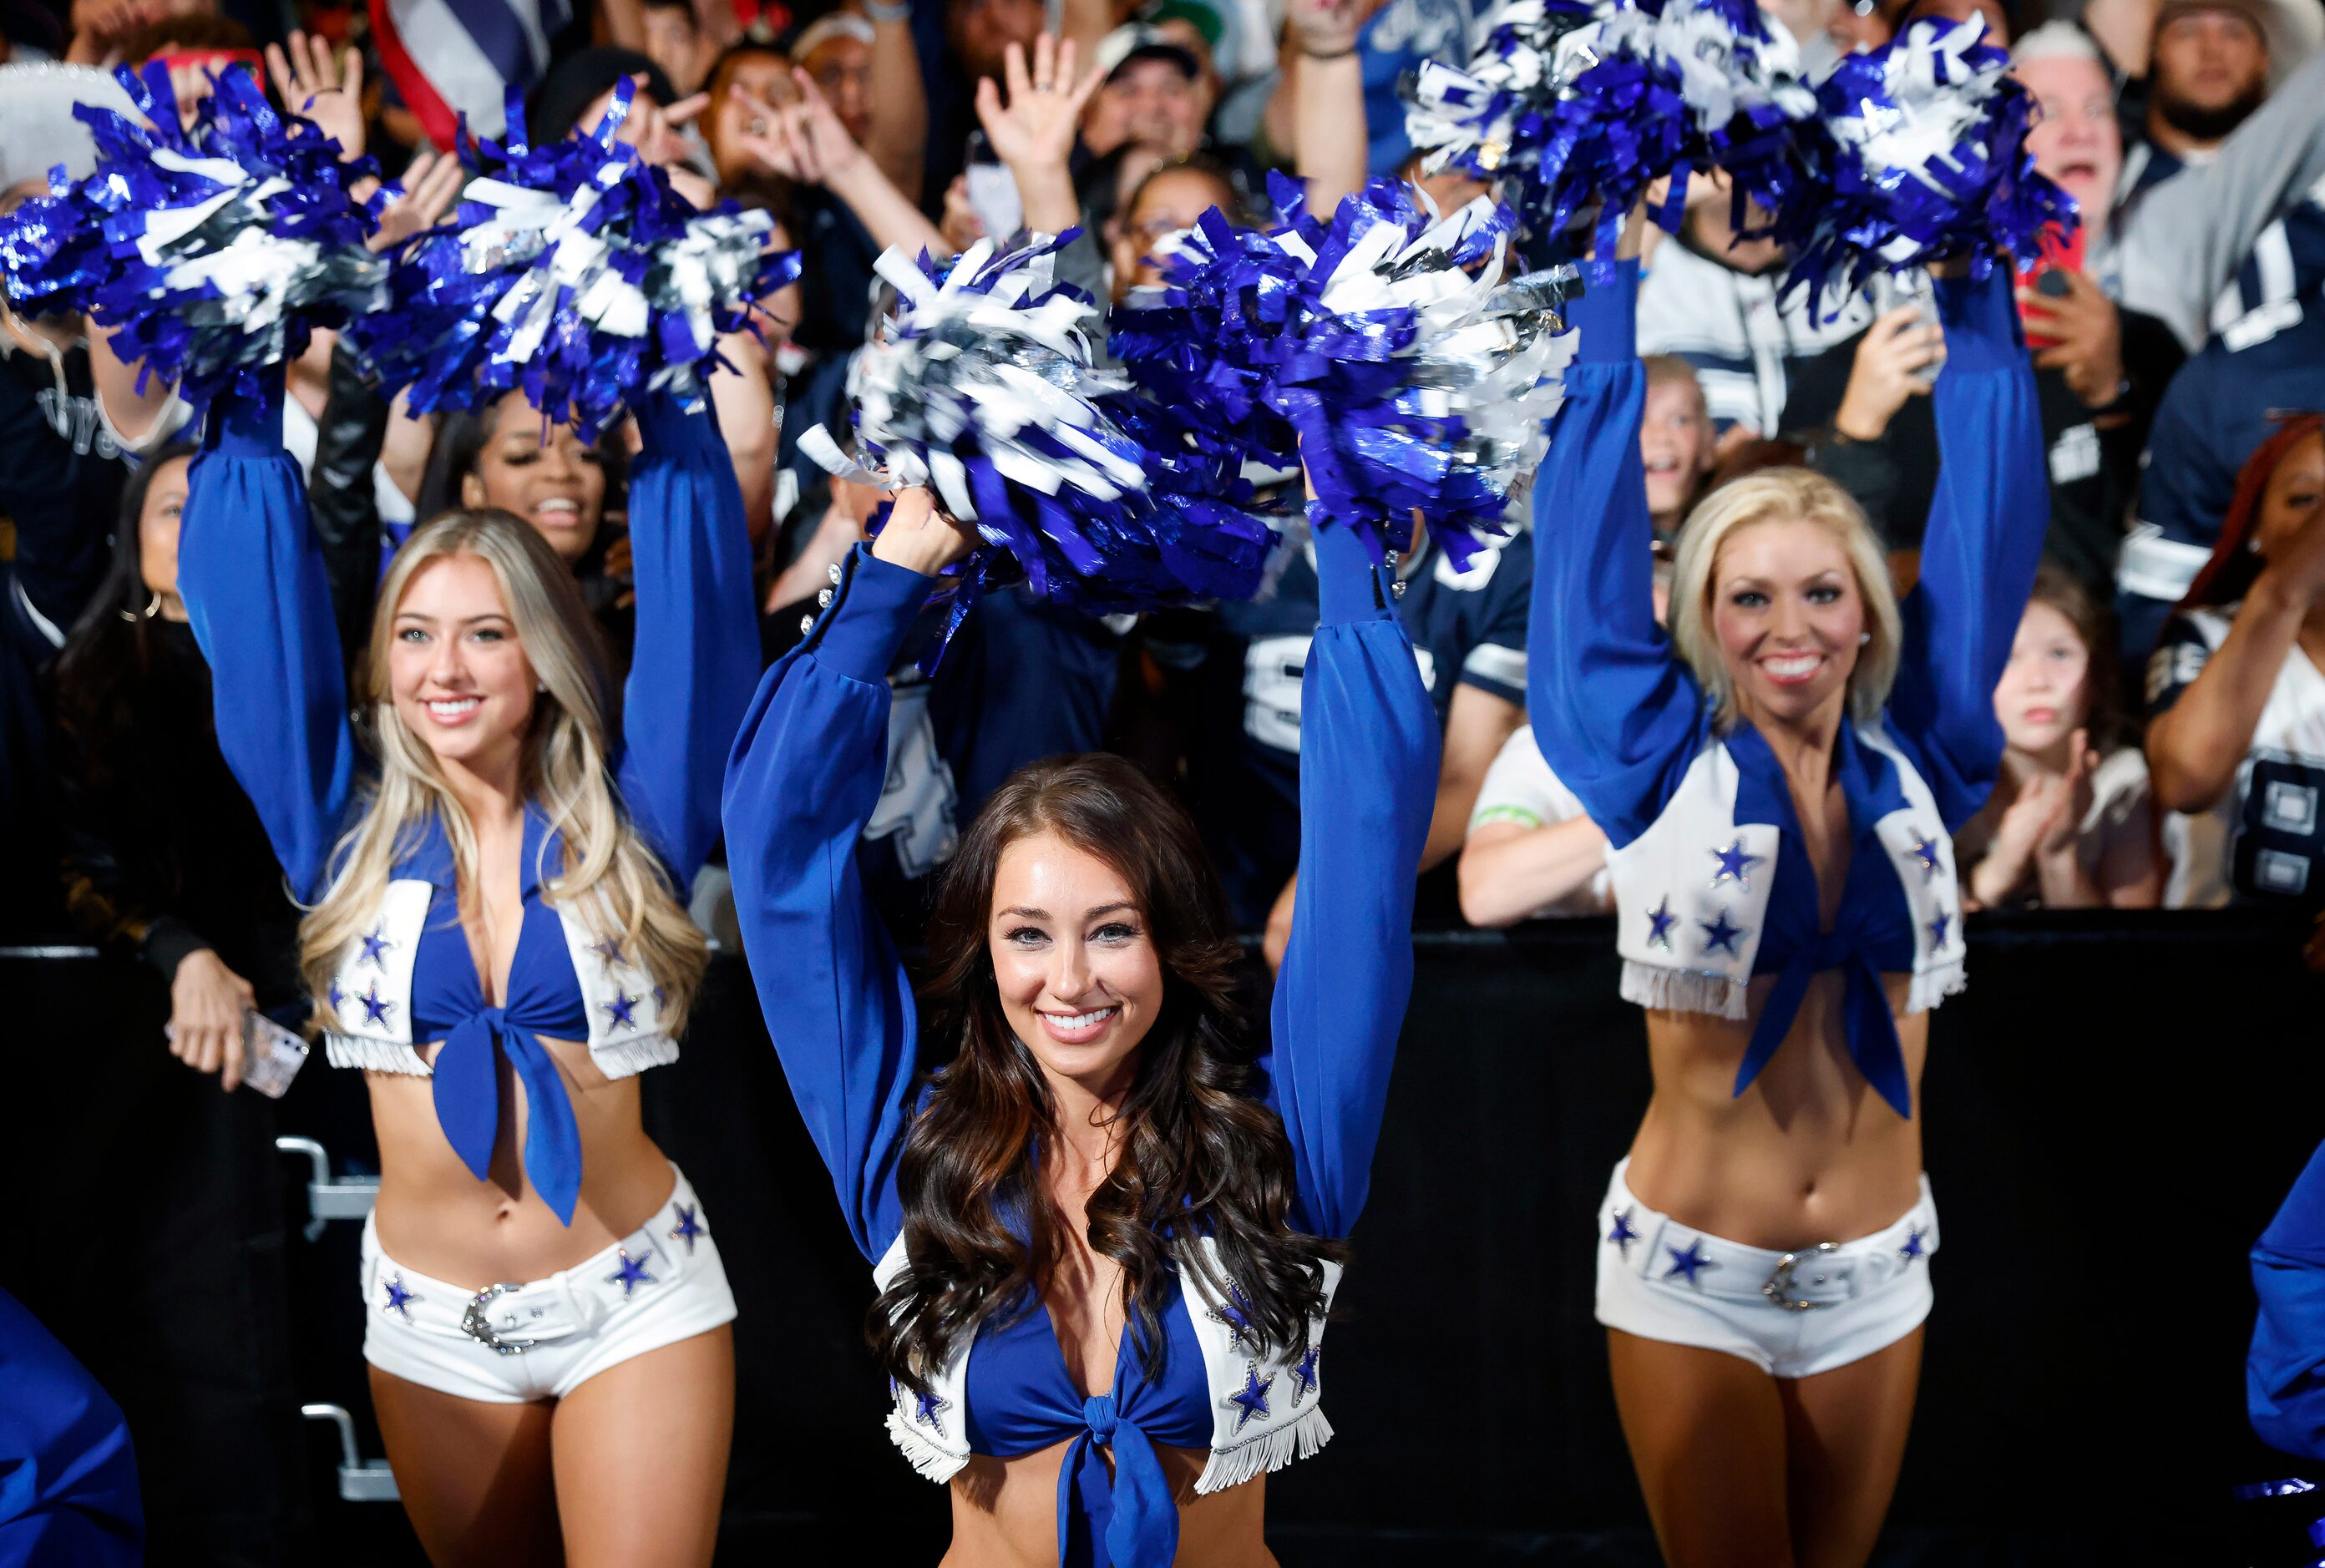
[884,1409,969,1485]
[1905,959,1966,1015]
[1194,1407,1334,1495]
[1620,962,1749,1021]
[591,1032,681,1080]
[324,1033,432,1075]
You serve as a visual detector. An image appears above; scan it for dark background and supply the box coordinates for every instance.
[8,908,2325,1565]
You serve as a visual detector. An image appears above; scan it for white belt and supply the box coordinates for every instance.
[365,1174,711,1354]
[1606,1175,1937,1311]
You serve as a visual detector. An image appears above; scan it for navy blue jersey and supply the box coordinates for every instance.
[1178,526,1532,925]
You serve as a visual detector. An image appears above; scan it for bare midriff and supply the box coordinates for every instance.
[941,1444,1272,1567]
[365,1035,677,1287]
[1627,968,1927,1252]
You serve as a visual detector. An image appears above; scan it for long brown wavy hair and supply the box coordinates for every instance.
[870,754,1340,1390]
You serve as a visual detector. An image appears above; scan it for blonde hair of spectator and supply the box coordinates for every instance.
[298,508,707,1034]
[1667,468,1903,729]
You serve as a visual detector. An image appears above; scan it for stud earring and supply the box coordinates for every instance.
[1859,631,1872,645]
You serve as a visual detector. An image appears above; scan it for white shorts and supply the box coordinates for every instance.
[359,1165,737,1404]
[1593,1158,1937,1380]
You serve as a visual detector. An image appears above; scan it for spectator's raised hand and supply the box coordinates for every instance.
[974,34,1102,233]
[66,0,148,65]
[1833,303,1945,443]
[267,30,367,159]
[367,149,466,253]
[2019,268,2126,411]
[1286,0,1370,58]
[734,71,869,189]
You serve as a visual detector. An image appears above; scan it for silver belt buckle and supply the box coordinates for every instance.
[1761,1242,1843,1313]
[461,1282,538,1355]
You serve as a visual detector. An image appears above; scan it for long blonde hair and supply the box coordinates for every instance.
[1668,468,1902,730]
[301,509,707,1034]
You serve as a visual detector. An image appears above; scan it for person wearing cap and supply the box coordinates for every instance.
[1082,23,1213,160]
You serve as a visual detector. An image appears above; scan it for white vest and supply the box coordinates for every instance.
[319,879,681,1079]
[871,1233,1339,1496]
[1606,722,1967,1019]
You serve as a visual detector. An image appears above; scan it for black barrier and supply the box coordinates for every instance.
[8,911,2325,1565]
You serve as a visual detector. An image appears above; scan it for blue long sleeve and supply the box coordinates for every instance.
[1267,518,1439,1240]
[176,379,358,903]
[0,1287,142,1566]
[2251,1138,2325,1458]
[614,392,762,885]
[1885,270,2048,831]
[722,544,928,1261]
[1528,260,1706,849]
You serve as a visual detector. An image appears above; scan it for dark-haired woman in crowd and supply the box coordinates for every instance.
[1957,564,2163,909]
[1531,212,2045,1565]
[722,478,1435,1564]
[2145,415,2325,910]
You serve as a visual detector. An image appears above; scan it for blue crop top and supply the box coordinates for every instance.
[1530,260,2046,1114]
[720,524,1440,1566]
[175,376,761,1222]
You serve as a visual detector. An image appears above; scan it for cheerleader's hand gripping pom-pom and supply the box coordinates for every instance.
[1115,174,1578,569]
[0,61,386,410]
[798,230,1275,649]
[1403,0,1815,249]
[1773,15,2074,318]
[349,78,800,442]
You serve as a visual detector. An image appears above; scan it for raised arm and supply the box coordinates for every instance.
[2251,1136,2325,1459]
[1266,513,1439,1240]
[1884,268,2047,829]
[615,392,762,886]
[176,376,358,903]
[1527,255,1705,846]
[720,496,960,1260]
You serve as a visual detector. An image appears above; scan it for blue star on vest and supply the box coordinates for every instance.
[591,936,626,967]
[603,991,639,1029]
[1644,898,1677,952]
[1208,1287,1256,1351]
[1699,909,1746,957]
[1664,1240,1714,1285]
[1289,1345,1320,1404]
[1608,1206,1640,1259]
[1227,1365,1274,1431]
[605,1248,656,1297]
[653,985,668,1009]
[1908,834,1943,882]
[1709,839,1763,889]
[327,980,344,1013]
[357,981,393,1027]
[1927,910,1951,948]
[358,924,393,968]
[1899,1225,1927,1262]
[382,1273,420,1319]
[914,1388,949,1431]
[668,1204,704,1254]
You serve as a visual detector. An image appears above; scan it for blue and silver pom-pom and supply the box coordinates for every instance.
[0,60,384,409]
[1774,15,2074,317]
[1116,174,1577,569]
[352,79,798,442]
[1405,0,1814,250]
[801,231,1274,641]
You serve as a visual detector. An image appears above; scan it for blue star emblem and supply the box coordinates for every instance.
[603,991,638,1029]
[605,1248,656,1297]
[668,1204,704,1254]
[1899,1225,1927,1263]
[1709,839,1764,889]
[1908,834,1943,883]
[1226,1365,1274,1431]
[1699,909,1746,957]
[1208,1287,1256,1350]
[1664,1240,1714,1285]
[591,936,626,967]
[1608,1207,1640,1259]
[1289,1345,1320,1404]
[382,1273,420,1319]
[1927,910,1951,948]
[914,1388,949,1431]
[653,986,668,1009]
[357,981,393,1027]
[1644,898,1677,953]
[327,980,344,1013]
[358,924,393,968]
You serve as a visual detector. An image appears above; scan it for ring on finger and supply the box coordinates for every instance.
[750,117,767,133]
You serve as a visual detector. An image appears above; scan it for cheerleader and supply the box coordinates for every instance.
[722,483,1436,1566]
[1530,223,2044,1564]
[174,366,758,1563]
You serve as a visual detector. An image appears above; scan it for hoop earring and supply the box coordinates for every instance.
[119,591,162,623]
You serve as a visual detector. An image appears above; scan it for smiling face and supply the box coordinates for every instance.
[460,392,607,564]
[388,553,538,774]
[1641,371,1712,524]
[1993,599,2092,753]
[1095,57,1205,159]
[1709,518,1867,726]
[987,828,1163,1100]
[2019,53,2122,222]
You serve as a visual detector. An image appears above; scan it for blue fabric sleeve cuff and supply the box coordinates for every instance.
[810,544,932,682]
[206,378,286,458]
[631,388,720,459]
[1314,515,1393,625]
[1573,260,1639,365]
[1934,268,2023,376]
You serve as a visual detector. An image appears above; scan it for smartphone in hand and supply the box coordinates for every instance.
[241,1009,309,1099]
